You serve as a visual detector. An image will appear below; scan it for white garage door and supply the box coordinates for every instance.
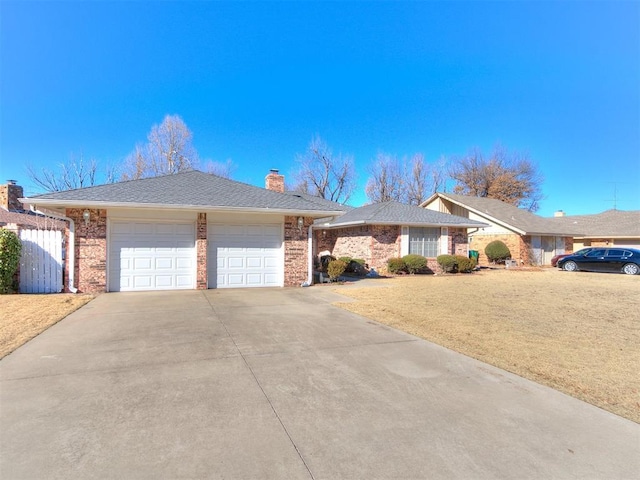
[208,223,283,288]
[109,221,195,292]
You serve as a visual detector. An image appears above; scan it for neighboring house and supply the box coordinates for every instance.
[1,181,66,230]
[549,209,640,250]
[21,170,348,293]
[313,200,488,272]
[421,192,577,266]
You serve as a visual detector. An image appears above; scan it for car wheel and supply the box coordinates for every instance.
[622,263,640,275]
[563,261,578,272]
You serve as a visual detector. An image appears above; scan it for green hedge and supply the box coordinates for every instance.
[485,240,511,263]
[327,259,347,281]
[0,229,22,294]
[436,254,457,273]
[437,254,477,274]
[387,257,406,274]
[402,254,427,274]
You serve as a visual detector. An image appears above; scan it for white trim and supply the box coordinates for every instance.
[306,224,313,286]
[400,226,409,256]
[22,199,341,218]
[440,227,449,255]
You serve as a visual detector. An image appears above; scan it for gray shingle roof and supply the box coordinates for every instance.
[282,190,354,211]
[549,210,640,238]
[317,200,488,228]
[24,170,348,215]
[430,193,579,235]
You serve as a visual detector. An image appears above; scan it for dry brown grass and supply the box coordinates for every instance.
[333,269,640,423]
[0,294,94,358]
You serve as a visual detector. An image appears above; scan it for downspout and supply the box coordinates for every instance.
[304,223,313,286]
[30,206,78,293]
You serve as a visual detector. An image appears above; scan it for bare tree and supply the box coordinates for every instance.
[121,114,199,180]
[27,154,100,192]
[405,153,446,205]
[366,152,446,205]
[292,135,356,204]
[365,153,404,203]
[449,146,544,211]
[204,159,236,179]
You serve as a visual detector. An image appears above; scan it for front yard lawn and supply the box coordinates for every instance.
[334,269,640,423]
[0,294,94,358]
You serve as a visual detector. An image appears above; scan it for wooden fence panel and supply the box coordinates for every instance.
[19,229,63,293]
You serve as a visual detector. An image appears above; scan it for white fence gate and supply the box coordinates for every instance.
[19,229,64,293]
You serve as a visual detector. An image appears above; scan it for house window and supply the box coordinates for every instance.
[409,227,439,257]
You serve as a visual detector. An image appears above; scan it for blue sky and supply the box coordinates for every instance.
[1,1,638,216]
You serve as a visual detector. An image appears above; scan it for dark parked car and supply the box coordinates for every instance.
[557,247,640,275]
[550,247,597,267]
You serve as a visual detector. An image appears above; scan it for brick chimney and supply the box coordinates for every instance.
[0,180,24,212]
[265,169,285,193]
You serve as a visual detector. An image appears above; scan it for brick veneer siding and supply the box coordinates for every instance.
[314,225,402,271]
[449,228,470,256]
[468,233,528,266]
[196,213,207,289]
[284,216,312,286]
[67,208,107,293]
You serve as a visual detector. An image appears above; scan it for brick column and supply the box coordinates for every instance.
[66,208,107,293]
[283,216,311,286]
[196,213,207,289]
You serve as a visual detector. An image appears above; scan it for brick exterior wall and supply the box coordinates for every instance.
[67,208,107,293]
[371,225,402,269]
[314,225,401,271]
[284,216,312,286]
[0,183,24,211]
[449,228,470,256]
[315,227,374,265]
[196,213,207,289]
[468,233,528,266]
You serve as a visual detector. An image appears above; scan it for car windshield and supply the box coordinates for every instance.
[573,248,592,256]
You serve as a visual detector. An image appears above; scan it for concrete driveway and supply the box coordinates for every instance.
[1,287,638,479]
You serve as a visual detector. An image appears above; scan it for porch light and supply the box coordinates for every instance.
[297,216,304,231]
[82,210,90,225]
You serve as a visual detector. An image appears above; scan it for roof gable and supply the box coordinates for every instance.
[425,192,580,236]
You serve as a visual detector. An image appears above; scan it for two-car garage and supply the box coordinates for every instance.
[108,215,284,292]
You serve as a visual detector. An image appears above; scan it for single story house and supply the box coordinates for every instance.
[421,192,578,266]
[549,209,640,250]
[20,170,487,293]
[314,200,487,272]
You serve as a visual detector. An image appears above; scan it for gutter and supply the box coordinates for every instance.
[29,206,77,293]
[19,198,344,218]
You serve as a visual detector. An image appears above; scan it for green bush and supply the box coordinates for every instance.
[402,254,427,274]
[387,257,406,274]
[485,240,511,263]
[0,229,22,294]
[455,255,476,273]
[352,258,366,265]
[437,254,457,273]
[338,256,352,265]
[327,259,347,281]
